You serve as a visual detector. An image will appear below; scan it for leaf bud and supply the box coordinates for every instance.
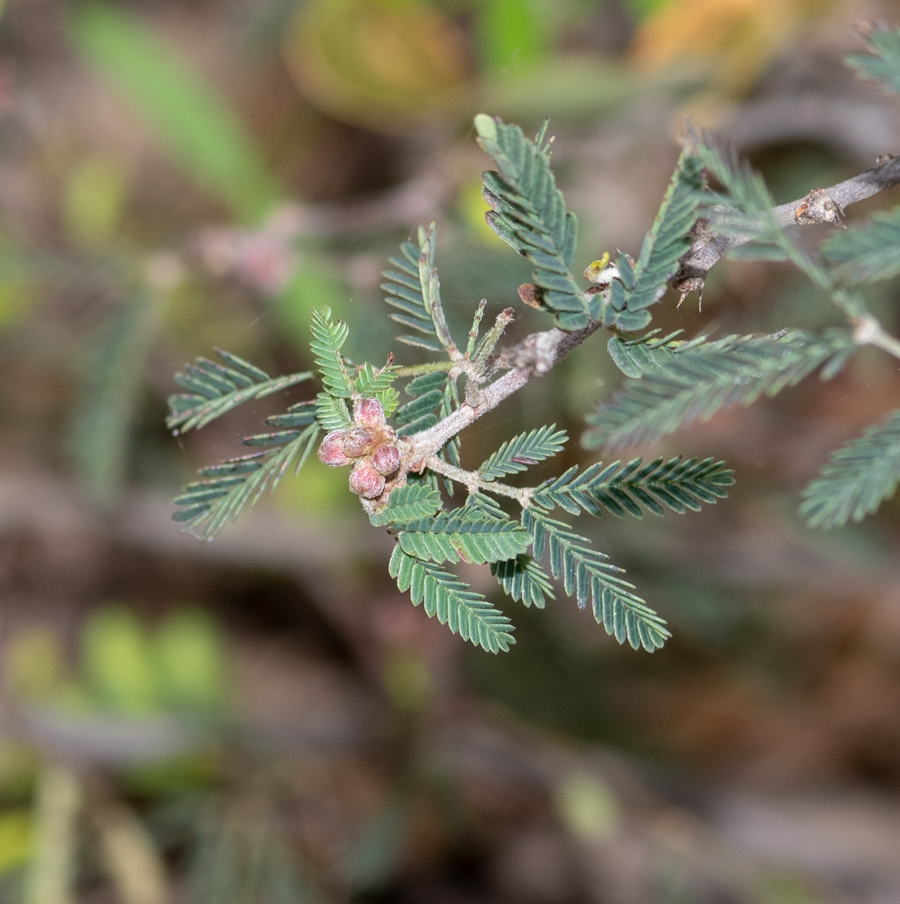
[318,430,351,467]
[349,459,386,499]
[372,443,401,476]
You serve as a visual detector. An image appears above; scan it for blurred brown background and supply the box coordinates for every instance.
[2,0,900,902]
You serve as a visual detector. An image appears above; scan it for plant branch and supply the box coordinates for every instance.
[387,148,900,503]
[854,313,900,361]
[399,318,603,471]
[673,154,900,298]
[423,455,535,505]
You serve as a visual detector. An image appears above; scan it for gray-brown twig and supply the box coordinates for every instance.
[673,154,900,299]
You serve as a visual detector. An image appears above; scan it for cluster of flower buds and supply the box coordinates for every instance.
[317,398,401,499]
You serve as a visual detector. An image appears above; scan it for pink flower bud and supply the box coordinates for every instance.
[353,397,385,434]
[372,443,400,476]
[342,428,376,458]
[349,459,386,499]
[318,430,350,467]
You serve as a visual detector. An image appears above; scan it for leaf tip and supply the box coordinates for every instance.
[474,113,497,142]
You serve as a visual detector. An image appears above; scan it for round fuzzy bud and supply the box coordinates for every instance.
[349,459,385,499]
[353,397,386,434]
[372,443,400,476]
[318,430,350,467]
[342,428,375,458]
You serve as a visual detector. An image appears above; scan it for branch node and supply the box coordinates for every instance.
[853,314,881,346]
[793,188,845,227]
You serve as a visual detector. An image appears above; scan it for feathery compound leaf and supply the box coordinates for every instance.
[389,546,515,653]
[167,349,312,434]
[491,555,555,609]
[354,361,398,396]
[479,425,568,481]
[382,224,456,352]
[173,424,320,539]
[692,140,775,225]
[474,114,587,331]
[584,330,856,451]
[605,149,704,329]
[800,409,900,529]
[369,483,443,527]
[524,509,668,651]
[846,24,900,97]
[534,457,734,517]
[71,292,158,502]
[354,362,400,416]
[397,512,531,565]
[822,206,900,283]
[310,307,353,397]
[315,392,351,432]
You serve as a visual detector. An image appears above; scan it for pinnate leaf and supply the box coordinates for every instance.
[167,349,312,434]
[475,114,586,330]
[479,425,567,481]
[800,409,900,529]
[369,484,443,527]
[310,307,352,398]
[397,513,530,565]
[584,331,855,450]
[524,510,669,651]
[389,547,515,653]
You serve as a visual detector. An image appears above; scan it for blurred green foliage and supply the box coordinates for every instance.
[62,156,129,248]
[69,3,280,221]
[6,604,230,719]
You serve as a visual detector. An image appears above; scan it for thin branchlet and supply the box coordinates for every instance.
[673,155,900,295]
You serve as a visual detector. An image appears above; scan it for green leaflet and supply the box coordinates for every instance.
[474,115,586,330]
[584,331,856,451]
[262,401,318,431]
[800,409,900,529]
[394,390,444,426]
[533,457,734,517]
[397,513,531,565]
[173,425,320,539]
[389,546,515,653]
[167,349,312,434]
[479,425,568,481]
[394,371,450,437]
[523,509,669,652]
